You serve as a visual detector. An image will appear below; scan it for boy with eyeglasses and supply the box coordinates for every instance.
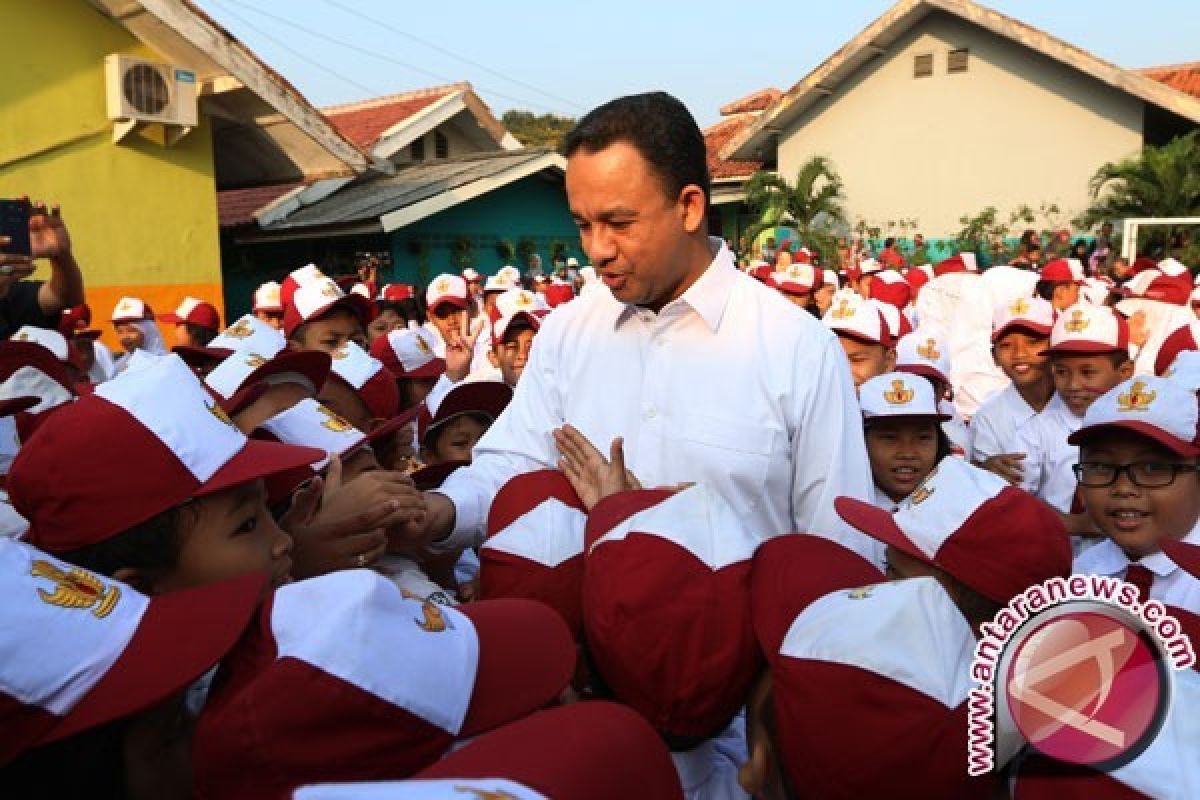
[1071,375,1200,611]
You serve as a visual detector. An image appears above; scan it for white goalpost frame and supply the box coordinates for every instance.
[1121,217,1200,262]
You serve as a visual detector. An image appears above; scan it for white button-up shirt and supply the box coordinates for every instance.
[1074,522,1200,612]
[1015,393,1082,513]
[436,241,881,566]
[969,383,1041,463]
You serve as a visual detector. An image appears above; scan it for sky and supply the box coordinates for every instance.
[194,0,1199,127]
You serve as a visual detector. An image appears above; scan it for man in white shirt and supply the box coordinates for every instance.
[399,92,879,567]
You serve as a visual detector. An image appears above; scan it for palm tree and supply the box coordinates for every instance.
[1078,131,1200,229]
[743,156,848,265]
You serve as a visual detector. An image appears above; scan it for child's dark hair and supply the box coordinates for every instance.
[1034,280,1059,302]
[59,505,188,579]
[186,323,218,348]
[423,412,492,453]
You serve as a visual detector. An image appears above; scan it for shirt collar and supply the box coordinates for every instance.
[613,238,736,332]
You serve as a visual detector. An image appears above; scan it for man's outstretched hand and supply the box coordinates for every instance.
[553,424,641,511]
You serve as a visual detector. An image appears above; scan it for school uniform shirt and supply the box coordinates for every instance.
[435,239,882,567]
[1015,393,1082,514]
[1074,522,1200,613]
[671,738,749,800]
[873,484,903,512]
[940,402,970,458]
[969,383,1040,462]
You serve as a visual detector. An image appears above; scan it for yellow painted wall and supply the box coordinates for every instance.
[0,0,225,347]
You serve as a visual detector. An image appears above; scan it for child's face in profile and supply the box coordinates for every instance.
[865,419,939,503]
[838,336,895,389]
[424,414,488,465]
[148,479,293,594]
[993,331,1050,389]
[1079,430,1200,559]
[489,326,535,387]
[1050,353,1132,417]
[292,309,365,354]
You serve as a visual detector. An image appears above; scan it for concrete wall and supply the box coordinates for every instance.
[776,12,1145,237]
[0,0,224,346]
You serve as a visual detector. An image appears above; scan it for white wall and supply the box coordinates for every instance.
[777,12,1145,236]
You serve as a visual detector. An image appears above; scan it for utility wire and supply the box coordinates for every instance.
[318,0,584,112]
[228,0,576,114]
[207,0,386,98]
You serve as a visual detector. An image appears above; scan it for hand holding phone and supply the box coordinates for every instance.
[0,199,32,258]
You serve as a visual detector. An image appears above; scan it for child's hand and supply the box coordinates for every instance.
[554,424,641,511]
[445,315,483,382]
[979,452,1025,485]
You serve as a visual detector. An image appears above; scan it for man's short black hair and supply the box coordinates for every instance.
[562,91,711,205]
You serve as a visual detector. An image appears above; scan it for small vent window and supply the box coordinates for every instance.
[123,63,170,114]
[435,131,449,159]
[913,53,933,78]
[411,137,425,161]
[948,48,969,74]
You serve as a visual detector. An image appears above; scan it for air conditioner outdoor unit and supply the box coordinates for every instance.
[104,54,198,144]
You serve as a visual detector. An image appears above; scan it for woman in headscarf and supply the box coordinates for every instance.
[109,296,168,372]
[1113,270,1196,375]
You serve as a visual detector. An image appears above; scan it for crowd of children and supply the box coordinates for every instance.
[1,226,1199,799]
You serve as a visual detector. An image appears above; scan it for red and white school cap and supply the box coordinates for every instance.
[370,328,446,380]
[1013,668,1200,799]
[875,300,912,340]
[378,283,415,302]
[823,292,893,346]
[461,267,482,283]
[176,314,288,372]
[10,325,80,369]
[1068,376,1200,457]
[420,380,512,446]
[161,296,221,330]
[329,342,400,420]
[1193,284,1200,303]
[858,371,949,422]
[0,341,77,414]
[253,281,284,313]
[0,537,265,765]
[1158,256,1190,279]
[484,266,522,293]
[426,274,470,312]
[1164,350,1200,391]
[770,262,821,296]
[766,571,989,797]
[58,304,100,339]
[1119,268,1192,306]
[110,296,153,324]
[280,263,327,308]
[294,702,685,800]
[992,295,1055,342]
[204,348,330,407]
[542,281,574,308]
[481,470,588,638]
[858,257,884,276]
[259,398,367,464]
[868,268,913,309]
[283,278,370,338]
[583,485,763,739]
[192,570,575,799]
[489,289,542,347]
[823,268,840,289]
[836,457,1072,604]
[1153,320,1200,376]
[1039,258,1086,283]
[905,264,935,293]
[1045,303,1129,355]
[8,354,322,552]
[934,253,976,276]
[895,330,952,386]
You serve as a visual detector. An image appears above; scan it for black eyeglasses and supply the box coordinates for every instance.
[1073,462,1200,488]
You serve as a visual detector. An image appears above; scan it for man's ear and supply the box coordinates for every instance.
[678,184,707,234]
[1118,358,1135,380]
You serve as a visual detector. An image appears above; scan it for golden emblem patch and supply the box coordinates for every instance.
[319,281,341,299]
[883,379,914,405]
[847,585,875,600]
[916,338,940,361]
[455,788,518,800]
[1009,298,1030,316]
[224,319,254,339]
[1116,380,1156,413]
[910,485,935,505]
[1064,309,1089,333]
[243,354,268,369]
[208,402,235,427]
[830,297,855,319]
[316,404,355,433]
[13,332,30,341]
[414,336,433,357]
[515,291,533,309]
[435,278,451,295]
[401,589,449,632]
[31,560,120,618]
[332,346,349,361]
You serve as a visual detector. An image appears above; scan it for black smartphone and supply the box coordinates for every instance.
[0,199,31,257]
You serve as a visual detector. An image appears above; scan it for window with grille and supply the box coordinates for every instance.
[411,137,425,161]
[435,131,449,159]
[914,53,933,78]
[948,48,969,73]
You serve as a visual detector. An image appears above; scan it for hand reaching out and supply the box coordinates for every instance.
[27,202,72,261]
[445,315,484,382]
[553,424,642,511]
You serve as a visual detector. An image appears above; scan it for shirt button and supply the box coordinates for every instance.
[646,407,657,419]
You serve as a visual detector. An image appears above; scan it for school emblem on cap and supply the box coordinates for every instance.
[402,588,450,632]
[848,586,875,600]
[883,379,915,406]
[115,299,139,316]
[415,335,432,356]
[208,401,235,427]
[243,354,268,368]
[224,319,254,339]
[455,789,519,800]
[435,278,451,294]
[1065,309,1090,333]
[916,338,940,360]
[515,291,533,308]
[319,281,340,299]
[316,404,354,433]
[1116,380,1156,413]
[13,331,30,341]
[31,560,120,619]
[830,297,855,319]
[1009,297,1030,315]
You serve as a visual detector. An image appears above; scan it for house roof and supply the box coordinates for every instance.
[323,84,467,149]
[723,0,1200,162]
[719,88,782,116]
[243,149,565,239]
[86,0,372,188]
[217,182,303,227]
[1140,62,1200,100]
[705,115,763,181]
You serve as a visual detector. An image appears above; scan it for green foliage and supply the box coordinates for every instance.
[496,238,516,264]
[451,235,474,269]
[948,203,1065,265]
[516,236,538,267]
[744,156,848,266]
[1078,131,1200,229]
[502,110,577,149]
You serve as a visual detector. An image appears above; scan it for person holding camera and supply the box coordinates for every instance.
[0,200,85,339]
